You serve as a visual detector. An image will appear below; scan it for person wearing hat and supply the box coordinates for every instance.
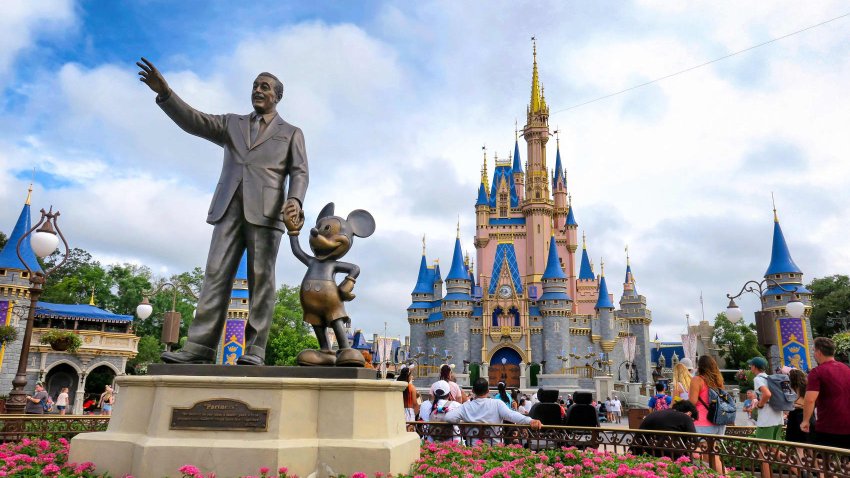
[750,356,783,440]
[419,380,461,442]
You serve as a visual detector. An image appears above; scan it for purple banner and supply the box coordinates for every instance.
[0,301,8,325]
[778,317,810,371]
[219,318,246,365]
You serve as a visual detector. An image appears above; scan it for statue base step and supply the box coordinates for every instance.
[69,374,420,478]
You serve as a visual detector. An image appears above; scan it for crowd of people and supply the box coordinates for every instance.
[22,383,114,415]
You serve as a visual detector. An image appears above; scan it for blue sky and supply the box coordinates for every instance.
[2,0,849,342]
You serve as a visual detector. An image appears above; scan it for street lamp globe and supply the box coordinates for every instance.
[31,230,59,258]
[786,295,806,319]
[726,299,743,323]
[136,298,153,320]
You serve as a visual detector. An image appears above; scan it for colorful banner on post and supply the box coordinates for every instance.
[0,301,10,372]
[219,318,246,365]
[778,317,810,371]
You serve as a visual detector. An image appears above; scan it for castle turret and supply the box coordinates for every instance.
[219,251,249,364]
[538,234,571,373]
[512,138,524,203]
[595,263,617,356]
[476,149,490,236]
[442,228,473,364]
[575,233,599,315]
[552,139,567,230]
[522,39,554,288]
[615,249,653,382]
[0,187,41,393]
[761,204,814,371]
[408,243,433,356]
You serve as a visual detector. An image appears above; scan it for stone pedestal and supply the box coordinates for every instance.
[69,367,420,478]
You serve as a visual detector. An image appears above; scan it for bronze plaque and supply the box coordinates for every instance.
[170,399,269,431]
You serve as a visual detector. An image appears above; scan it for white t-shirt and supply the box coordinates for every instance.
[56,392,69,407]
[753,373,785,427]
[611,399,621,412]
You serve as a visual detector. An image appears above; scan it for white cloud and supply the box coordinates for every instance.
[0,0,75,86]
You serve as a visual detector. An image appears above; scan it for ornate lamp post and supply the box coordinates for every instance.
[440,349,452,365]
[556,349,569,373]
[136,280,199,352]
[726,278,805,367]
[6,208,70,414]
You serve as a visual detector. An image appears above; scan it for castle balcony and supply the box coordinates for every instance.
[30,328,140,358]
[488,325,523,342]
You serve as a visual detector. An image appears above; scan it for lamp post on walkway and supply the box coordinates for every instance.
[725,278,805,369]
[6,207,70,414]
[135,280,198,352]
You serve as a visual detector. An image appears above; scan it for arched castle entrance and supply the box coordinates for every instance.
[488,347,522,388]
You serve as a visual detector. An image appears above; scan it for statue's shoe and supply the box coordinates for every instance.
[335,348,366,367]
[161,349,213,364]
[297,349,337,366]
[236,353,264,365]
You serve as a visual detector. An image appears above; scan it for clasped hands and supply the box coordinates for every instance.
[282,198,304,235]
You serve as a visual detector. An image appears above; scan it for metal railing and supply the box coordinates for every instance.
[409,422,850,477]
[0,415,110,442]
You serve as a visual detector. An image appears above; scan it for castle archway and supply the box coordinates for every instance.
[488,347,522,389]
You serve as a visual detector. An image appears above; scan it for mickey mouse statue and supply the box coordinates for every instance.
[284,202,375,367]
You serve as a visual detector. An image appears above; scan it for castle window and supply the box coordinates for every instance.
[776,296,781,301]
[454,323,459,333]
[242,299,248,304]
[0,269,5,276]
[21,272,29,278]
[537,225,541,234]
[789,274,796,278]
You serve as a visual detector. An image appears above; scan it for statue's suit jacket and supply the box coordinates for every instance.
[157,92,309,230]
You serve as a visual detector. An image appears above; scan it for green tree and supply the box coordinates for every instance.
[265,284,318,365]
[128,335,164,372]
[713,312,765,369]
[0,231,7,250]
[807,275,850,336]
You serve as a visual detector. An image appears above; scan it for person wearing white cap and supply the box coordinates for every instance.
[445,378,541,444]
[419,380,460,442]
[679,358,694,373]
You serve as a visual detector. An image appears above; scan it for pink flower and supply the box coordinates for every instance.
[260,467,270,475]
[42,463,60,475]
[179,464,203,478]
[352,473,367,478]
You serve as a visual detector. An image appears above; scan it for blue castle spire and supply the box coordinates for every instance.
[764,209,802,276]
[566,201,577,226]
[542,235,566,280]
[0,189,42,273]
[411,253,432,294]
[578,234,594,280]
[476,182,488,206]
[595,268,614,309]
[235,250,248,280]
[553,147,564,186]
[512,139,522,174]
[446,234,468,281]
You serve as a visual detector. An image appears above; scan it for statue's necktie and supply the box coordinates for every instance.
[250,117,267,146]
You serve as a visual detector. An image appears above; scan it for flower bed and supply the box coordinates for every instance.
[0,439,752,477]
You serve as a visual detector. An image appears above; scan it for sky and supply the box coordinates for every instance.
[1,1,849,342]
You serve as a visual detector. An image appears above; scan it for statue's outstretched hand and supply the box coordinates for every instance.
[283,198,304,235]
[137,57,169,96]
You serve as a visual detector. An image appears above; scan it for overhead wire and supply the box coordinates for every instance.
[551,11,850,115]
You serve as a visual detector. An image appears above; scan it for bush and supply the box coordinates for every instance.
[0,324,17,344]
[39,330,83,353]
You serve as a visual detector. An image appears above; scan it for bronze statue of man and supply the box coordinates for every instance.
[138,58,308,365]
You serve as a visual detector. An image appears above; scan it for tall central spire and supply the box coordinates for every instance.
[530,38,542,114]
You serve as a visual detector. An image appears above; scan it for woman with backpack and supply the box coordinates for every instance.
[421,380,460,442]
[689,355,727,435]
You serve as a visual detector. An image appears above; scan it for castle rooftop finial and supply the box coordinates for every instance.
[456,216,460,238]
[530,36,542,114]
[772,191,778,223]
[625,244,630,266]
[481,145,488,187]
[89,287,96,306]
[25,183,33,206]
[582,231,587,249]
[422,234,426,256]
[600,258,605,277]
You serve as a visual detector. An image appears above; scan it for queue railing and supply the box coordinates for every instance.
[0,414,110,442]
[409,422,850,477]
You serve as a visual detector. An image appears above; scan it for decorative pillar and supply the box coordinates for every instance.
[74,373,87,415]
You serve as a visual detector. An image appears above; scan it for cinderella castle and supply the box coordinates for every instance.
[407,43,653,389]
